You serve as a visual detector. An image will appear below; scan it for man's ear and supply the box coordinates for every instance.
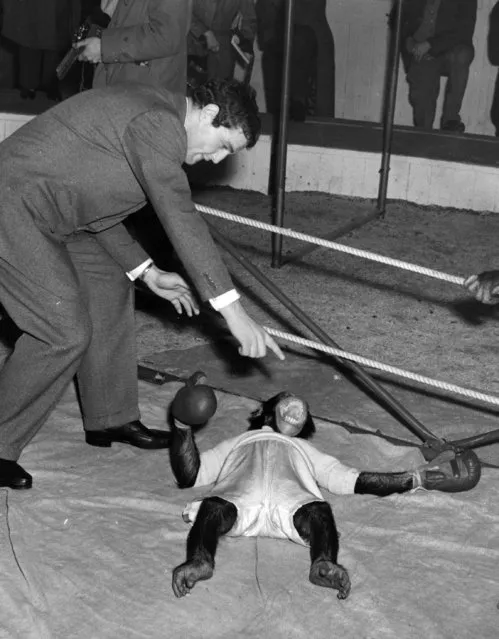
[200,103,220,124]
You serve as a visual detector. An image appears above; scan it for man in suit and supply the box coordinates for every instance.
[396,0,477,132]
[77,0,192,94]
[0,78,284,490]
[187,0,256,84]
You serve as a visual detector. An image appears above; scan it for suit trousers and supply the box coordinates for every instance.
[262,23,335,118]
[406,44,474,129]
[490,71,499,136]
[18,45,60,92]
[207,34,236,80]
[0,225,139,461]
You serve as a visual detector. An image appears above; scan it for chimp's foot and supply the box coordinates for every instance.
[309,559,351,599]
[172,558,214,598]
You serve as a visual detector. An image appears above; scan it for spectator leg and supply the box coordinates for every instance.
[18,45,42,95]
[289,25,316,121]
[491,71,499,136]
[206,35,236,80]
[440,44,474,129]
[313,23,335,118]
[406,56,442,129]
[261,42,282,114]
[40,49,62,100]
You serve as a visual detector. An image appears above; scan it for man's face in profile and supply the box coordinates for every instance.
[185,104,248,165]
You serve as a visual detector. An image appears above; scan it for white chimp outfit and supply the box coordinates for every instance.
[182,427,360,545]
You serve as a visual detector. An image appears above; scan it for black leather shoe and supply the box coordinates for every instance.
[45,88,61,102]
[441,119,465,133]
[85,420,171,449]
[0,459,33,489]
[19,88,36,100]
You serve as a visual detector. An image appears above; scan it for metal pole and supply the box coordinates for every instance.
[207,222,444,447]
[377,0,403,214]
[446,429,499,451]
[271,0,295,268]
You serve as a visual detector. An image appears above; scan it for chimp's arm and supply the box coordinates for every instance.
[169,376,217,489]
[169,422,200,489]
[354,471,414,497]
[355,447,481,496]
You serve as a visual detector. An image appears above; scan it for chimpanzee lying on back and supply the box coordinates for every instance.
[169,384,480,600]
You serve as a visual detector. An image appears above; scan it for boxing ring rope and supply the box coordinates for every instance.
[198,206,499,454]
[263,328,499,409]
[195,204,465,287]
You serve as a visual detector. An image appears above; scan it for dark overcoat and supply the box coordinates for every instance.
[93,0,192,94]
[397,0,477,69]
[2,0,80,50]
[188,0,256,57]
[256,0,335,117]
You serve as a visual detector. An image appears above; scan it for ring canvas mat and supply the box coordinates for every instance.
[1,380,498,639]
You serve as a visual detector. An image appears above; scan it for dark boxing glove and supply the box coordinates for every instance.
[413,449,481,493]
[171,373,217,427]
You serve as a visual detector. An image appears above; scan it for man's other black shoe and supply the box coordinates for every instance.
[0,459,33,489]
[441,119,465,133]
[85,420,171,449]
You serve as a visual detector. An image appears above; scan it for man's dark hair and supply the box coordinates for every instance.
[189,79,261,149]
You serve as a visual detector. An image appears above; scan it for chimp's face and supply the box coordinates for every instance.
[247,392,316,439]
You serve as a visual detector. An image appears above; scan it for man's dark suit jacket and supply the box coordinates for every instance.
[93,0,191,95]
[0,83,233,301]
[397,0,477,68]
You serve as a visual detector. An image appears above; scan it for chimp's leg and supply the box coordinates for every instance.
[172,496,237,598]
[293,501,351,600]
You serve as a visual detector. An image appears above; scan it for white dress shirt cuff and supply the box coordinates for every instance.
[209,289,240,310]
[127,258,153,282]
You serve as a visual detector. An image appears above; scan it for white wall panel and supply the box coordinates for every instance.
[204,136,499,213]
[0,114,32,141]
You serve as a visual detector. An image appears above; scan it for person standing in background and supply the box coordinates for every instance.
[394,0,477,132]
[1,0,80,100]
[77,0,191,94]
[256,0,335,122]
[187,0,256,84]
